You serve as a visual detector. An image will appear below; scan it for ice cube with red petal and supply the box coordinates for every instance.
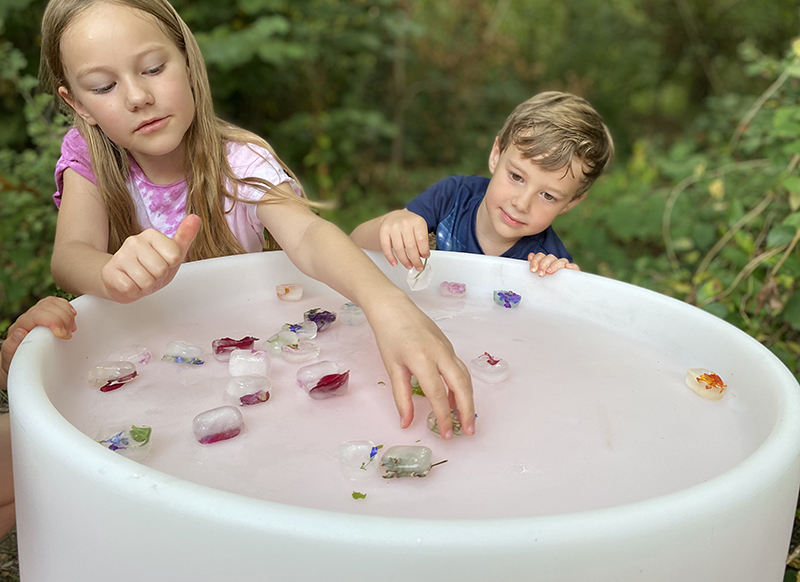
[297,360,350,399]
[193,406,244,444]
[224,376,271,406]
[212,336,258,361]
[88,361,138,392]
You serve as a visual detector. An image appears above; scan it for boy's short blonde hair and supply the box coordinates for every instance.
[496,91,614,198]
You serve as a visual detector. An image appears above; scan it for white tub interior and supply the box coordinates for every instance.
[9,250,800,581]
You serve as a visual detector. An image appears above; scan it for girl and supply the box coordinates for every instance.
[39,0,474,439]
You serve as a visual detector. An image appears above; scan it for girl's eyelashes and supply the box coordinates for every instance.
[541,192,555,202]
[144,64,165,75]
[92,83,115,95]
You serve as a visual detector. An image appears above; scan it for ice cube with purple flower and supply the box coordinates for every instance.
[304,308,336,332]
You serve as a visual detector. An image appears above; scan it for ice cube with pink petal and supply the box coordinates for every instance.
[193,406,244,444]
[224,376,271,406]
[469,352,509,383]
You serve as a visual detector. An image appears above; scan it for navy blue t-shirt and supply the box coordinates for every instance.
[405,175,572,261]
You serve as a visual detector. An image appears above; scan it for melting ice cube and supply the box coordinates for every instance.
[493,290,521,308]
[685,368,727,400]
[229,349,270,377]
[469,352,509,383]
[338,302,367,326]
[96,425,152,461]
[304,308,337,332]
[439,281,466,297]
[380,445,434,479]
[427,410,464,437]
[406,259,433,291]
[282,321,318,341]
[193,406,244,444]
[296,360,349,399]
[264,330,299,357]
[281,341,321,364]
[276,283,303,301]
[212,336,258,361]
[338,440,380,479]
[88,361,138,392]
[106,344,151,365]
[224,376,271,406]
[162,340,204,365]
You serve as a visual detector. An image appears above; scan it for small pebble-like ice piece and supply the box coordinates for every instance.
[276,283,303,301]
[296,360,349,399]
[193,406,244,444]
[440,281,466,297]
[96,425,152,461]
[406,259,433,291]
[469,352,509,383]
[493,290,521,308]
[338,440,380,479]
[229,349,270,377]
[212,336,258,361]
[427,410,464,437]
[264,330,299,357]
[162,340,204,365]
[338,302,367,326]
[281,341,321,364]
[304,308,336,332]
[282,321,318,340]
[685,368,727,400]
[224,376,271,406]
[106,344,151,365]
[88,361,138,392]
[380,445,434,479]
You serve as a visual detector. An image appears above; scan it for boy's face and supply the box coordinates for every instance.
[479,139,585,247]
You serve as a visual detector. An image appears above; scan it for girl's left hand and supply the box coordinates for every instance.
[527,252,580,277]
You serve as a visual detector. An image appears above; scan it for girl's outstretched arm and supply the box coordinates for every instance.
[52,169,199,304]
[257,188,475,439]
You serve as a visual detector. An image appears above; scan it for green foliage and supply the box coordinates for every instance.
[558,42,800,377]
[0,40,68,334]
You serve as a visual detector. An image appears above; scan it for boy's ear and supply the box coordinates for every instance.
[560,193,586,214]
[57,86,98,126]
[488,137,501,174]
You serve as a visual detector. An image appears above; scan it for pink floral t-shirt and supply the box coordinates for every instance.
[53,128,301,253]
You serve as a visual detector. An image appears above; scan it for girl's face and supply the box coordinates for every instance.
[58,1,195,183]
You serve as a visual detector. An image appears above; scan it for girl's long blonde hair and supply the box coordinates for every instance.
[40,0,307,259]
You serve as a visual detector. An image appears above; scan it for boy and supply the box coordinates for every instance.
[350,91,613,275]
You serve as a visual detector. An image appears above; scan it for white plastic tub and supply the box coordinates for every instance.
[9,250,800,581]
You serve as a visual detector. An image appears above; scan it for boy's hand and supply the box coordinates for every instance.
[528,252,580,277]
[379,210,430,271]
[1,297,77,380]
[101,215,200,304]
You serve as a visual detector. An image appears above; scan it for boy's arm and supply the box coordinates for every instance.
[53,169,199,304]
[350,209,430,271]
[258,190,475,439]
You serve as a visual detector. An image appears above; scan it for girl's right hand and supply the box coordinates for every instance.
[101,215,200,303]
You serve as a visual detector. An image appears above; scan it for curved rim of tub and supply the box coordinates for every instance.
[9,250,800,579]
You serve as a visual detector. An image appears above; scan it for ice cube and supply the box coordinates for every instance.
[406,258,433,291]
[193,406,244,444]
[212,336,258,361]
[282,321,318,340]
[229,349,270,377]
[106,344,151,365]
[224,376,271,406]
[685,368,727,400]
[440,281,466,297]
[469,352,509,383]
[162,340,204,365]
[304,308,336,332]
[338,440,380,479]
[380,445,434,479]
[297,360,349,399]
[338,302,367,326]
[427,410,464,437]
[493,290,521,308]
[96,425,152,461]
[281,341,320,364]
[88,361,138,392]
[276,283,303,301]
[264,330,299,357]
